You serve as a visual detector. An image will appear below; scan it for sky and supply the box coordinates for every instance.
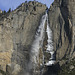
[0,0,54,11]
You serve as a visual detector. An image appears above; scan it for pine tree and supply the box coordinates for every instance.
[7,8,11,13]
[3,10,6,14]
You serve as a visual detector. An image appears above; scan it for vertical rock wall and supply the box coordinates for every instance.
[0,0,75,75]
[48,0,75,65]
[0,1,47,75]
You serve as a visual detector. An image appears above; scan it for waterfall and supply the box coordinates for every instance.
[29,11,55,73]
[30,12,47,70]
[45,13,55,66]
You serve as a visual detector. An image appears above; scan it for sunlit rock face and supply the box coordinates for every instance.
[0,1,47,75]
[48,0,75,65]
[0,9,2,14]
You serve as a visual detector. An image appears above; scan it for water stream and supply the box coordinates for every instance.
[45,12,55,66]
[29,11,56,75]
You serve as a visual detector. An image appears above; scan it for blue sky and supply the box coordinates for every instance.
[0,0,54,11]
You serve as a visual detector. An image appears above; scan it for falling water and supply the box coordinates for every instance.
[30,12,47,71]
[45,13,55,66]
[29,11,55,74]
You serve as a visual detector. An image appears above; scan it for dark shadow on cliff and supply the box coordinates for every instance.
[43,63,60,75]
[0,69,6,75]
[60,1,73,58]
[60,1,72,44]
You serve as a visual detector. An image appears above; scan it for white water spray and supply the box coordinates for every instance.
[45,13,55,66]
[30,12,47,69]
[30,12,55,71]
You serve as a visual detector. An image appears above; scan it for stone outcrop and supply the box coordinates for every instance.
[48,0,75,64]
[0,9,2,13]
[0,1,47,75]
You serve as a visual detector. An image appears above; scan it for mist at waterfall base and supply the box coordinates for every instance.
[25,12,60,75]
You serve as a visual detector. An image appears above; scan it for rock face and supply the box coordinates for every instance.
[48,0,75,64]
[0,1,47,75]
[0,9,2,13]
[0,0,75,75]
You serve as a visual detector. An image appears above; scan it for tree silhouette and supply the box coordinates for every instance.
[3,10,6,14]
[7,8,11,13]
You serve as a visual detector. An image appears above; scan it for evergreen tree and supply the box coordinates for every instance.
[7,8,11,13]
[3,10,6,14]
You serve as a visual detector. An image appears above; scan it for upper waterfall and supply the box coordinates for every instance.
[45,13,55,66]
[29,11,55,73]
[30,12,47,70]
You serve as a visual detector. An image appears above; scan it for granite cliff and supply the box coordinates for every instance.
[0,0,75,75]
[0,1,47,75]
[48,0,75,65]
